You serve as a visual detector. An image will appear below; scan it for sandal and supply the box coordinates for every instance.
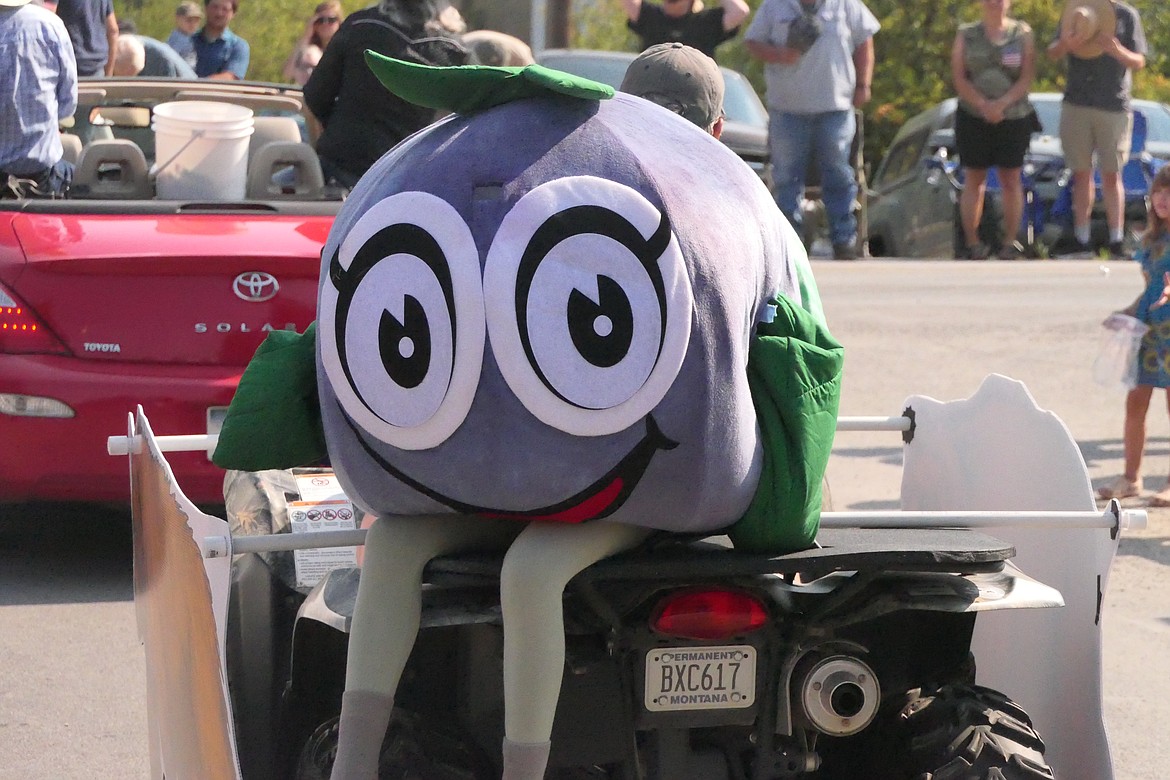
[1097,476,1140,500]
[1148,484,1170,507]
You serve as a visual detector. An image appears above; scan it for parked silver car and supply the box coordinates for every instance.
[866,93,1170,258]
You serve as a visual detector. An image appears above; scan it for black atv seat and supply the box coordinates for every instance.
[425,528,1015,584]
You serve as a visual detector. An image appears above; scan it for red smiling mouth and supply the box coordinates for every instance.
[346,415,678,523]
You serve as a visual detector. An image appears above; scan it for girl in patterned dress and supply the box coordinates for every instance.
[1098,165,1170,502]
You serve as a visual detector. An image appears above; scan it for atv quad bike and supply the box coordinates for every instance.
[109,374,1141,779]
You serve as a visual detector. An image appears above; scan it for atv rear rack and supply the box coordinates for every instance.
[106,414,1147,560]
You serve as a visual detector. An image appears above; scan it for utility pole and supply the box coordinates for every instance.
[546,0,571,49]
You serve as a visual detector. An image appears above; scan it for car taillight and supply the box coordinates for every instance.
[651,588,768,641]
[0,286,68,355]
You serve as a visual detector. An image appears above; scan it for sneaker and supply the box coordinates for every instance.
[832,242,858,261]
[958,242,990,260]
[1108,240,1130,260]
[995,241,1024,260]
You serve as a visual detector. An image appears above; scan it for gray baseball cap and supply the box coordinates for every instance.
[620,42,725,129]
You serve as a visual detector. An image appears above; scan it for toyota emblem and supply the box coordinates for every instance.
[233,272,280,302]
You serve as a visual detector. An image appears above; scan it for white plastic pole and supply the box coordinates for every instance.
[109,416,909,457]
[197,508,1146,558]
[221,529,369,556]
[835,416,912,432]
[821,508,1146,531]
[107,433,218,456]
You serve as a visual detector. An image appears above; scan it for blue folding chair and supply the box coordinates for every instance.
[1048,109,1165,247]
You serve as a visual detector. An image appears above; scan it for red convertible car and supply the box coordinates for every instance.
[1,79,342,504]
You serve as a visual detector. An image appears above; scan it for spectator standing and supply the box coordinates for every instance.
[1047,0,1146,258]
[54,0,117,77]
[1097,165,1170,503]
[192,0,249,80]
[282,0,343,87]
[115,33,198,78]
[950,0,1038,260]
[302,0,467,190]
[744,0,879,261]
[167,1,202,68]
[0,0,77,198]
[621,40,827,320]
[622,0,749,58]
[620,41,725,137]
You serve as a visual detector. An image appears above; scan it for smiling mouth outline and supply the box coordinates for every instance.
[344,412,678,523]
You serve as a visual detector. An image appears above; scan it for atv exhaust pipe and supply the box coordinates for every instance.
[796,655,880,736]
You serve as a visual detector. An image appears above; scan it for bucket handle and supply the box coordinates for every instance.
[151,128,207,178]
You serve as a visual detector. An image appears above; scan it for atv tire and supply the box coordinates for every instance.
[294,707,495,780]
[899,683,1054,779]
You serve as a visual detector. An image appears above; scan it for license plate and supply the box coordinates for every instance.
[644,645,756,712]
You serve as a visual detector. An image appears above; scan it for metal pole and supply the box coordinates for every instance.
[546,0,571,49]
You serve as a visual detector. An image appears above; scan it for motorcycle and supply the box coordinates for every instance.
[110,374,1140,780]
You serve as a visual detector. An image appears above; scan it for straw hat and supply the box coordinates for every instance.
[1061,0,1117,59]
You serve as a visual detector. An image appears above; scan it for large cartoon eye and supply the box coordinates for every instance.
[318,192,484,450]
[484,176,692,436]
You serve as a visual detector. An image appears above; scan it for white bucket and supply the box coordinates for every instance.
[151,101,254,200]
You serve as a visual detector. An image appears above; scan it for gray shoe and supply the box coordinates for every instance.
[831,242,858,261]
[958,242,990,260]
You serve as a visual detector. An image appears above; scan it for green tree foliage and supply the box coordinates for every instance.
[574,0,1170,168]
[111,0,1170,165]
[115,0,354,83]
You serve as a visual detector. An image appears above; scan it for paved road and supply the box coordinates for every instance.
[0,259,1166,778]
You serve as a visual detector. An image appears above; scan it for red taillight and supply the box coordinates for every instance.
[651,588,768,641]
[0,287,68,355]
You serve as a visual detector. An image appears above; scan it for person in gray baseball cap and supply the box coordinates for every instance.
[620,41,725,137]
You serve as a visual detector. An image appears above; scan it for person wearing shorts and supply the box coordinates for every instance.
[1048,0,1146,257]
[950,1,1037,260]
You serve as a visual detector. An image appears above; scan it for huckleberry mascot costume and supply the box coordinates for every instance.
[213,55,842,779]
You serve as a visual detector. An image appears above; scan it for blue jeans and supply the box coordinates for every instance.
[1,159,73,199]
[769,109,857,246]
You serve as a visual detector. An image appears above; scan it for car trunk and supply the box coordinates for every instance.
[8,212,330,367]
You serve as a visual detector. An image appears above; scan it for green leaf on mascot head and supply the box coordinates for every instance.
[729,296,843,554]
[363,51,615,114]
[212,322,327,472]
